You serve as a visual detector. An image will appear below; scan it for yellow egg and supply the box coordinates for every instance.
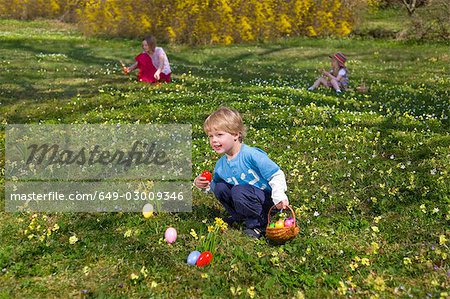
[275,220,285,228]
[142,203,154,218]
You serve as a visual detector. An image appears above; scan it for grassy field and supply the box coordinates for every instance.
[1,19,449,298]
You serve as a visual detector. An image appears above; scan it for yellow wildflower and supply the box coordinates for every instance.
[220,222,228,231]
[247,286,256,299]
[208,225,215,233]
[230,286,242,296]
[361,258,370,266]
[130,273,139,280]
[215,217,228,231]
[69,235,79,244]
[439,234,447,245]
[370,241,380,254]
[124,229,132,238]
[190,229,198,240]
[140,266,148,278]
[295,290,305,299]
[373,276,385,292]
[371,226,379,233]
[403,257,412,265]
[337,281,347,295]
[420,204,426,213]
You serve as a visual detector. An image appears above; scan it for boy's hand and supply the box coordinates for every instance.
[275,199,289,210]
[194,175,210,189]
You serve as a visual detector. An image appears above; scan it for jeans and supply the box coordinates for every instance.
[213,182,274,229]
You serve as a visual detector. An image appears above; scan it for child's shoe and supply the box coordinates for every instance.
[307,86,314,91]
[336,89,342,95]
[243,227,265,238]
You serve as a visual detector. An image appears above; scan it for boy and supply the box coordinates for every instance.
[194,107,289,238]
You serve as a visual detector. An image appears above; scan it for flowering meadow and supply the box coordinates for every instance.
[0,20,449,298]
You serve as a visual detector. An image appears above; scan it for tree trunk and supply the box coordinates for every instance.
[402,0,417,15]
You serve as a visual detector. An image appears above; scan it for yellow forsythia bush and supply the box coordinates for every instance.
[0,0,61,20]
[0,0,370,44]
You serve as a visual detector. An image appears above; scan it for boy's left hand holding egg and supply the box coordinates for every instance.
[194,175,210,189]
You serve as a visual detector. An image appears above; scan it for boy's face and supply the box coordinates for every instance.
[207,130,239,155]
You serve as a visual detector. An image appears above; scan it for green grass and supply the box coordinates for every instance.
[1,19,450,298]
[353,6,411,38]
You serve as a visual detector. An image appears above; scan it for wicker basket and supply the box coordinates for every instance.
[265,205,299,244]
[356,84,369,93]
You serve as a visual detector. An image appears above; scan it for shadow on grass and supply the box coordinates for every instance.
[0,39,126,104]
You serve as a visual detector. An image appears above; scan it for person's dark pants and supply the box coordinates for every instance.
[213,182,274,229]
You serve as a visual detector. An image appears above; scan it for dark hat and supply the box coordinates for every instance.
[330,52,347,66]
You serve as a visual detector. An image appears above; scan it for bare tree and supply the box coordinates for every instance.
[402,0,417,15]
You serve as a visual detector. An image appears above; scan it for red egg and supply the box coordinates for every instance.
[196,251,213,267]
[201,170,212,182]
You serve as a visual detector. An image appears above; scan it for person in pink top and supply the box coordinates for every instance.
[123,36,172,83]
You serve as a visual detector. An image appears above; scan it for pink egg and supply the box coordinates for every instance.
[284,217,295,227]
[164,227,177,244]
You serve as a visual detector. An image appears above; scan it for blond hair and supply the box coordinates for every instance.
[204,107,246,142]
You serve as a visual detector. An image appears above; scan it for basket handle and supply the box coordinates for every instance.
[267,205,297,226]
